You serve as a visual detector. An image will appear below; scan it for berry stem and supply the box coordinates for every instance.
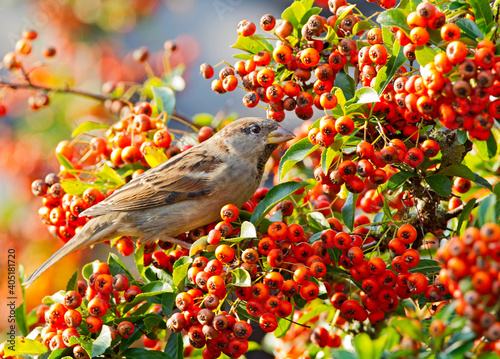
[280,315,311,328]
[167,114,199,132]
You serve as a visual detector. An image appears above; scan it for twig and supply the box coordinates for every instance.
[281,316,311,328]
[0,79,126,103]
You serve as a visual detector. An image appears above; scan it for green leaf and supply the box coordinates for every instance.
[15,265,28,337]
[240,221,257,238]
[373,41,406,96]
[353,333,373,359]
[297,304,334,325]
[247,341,262,353]
[226,221,258,243]
[24,308,39,332]
[456,198,476,234]
[3,338,48,356]
[400,0,422,11]
[121,282,173,314]
[60,180,106,196]
[391,318,427,343]
[335,4,357,24]
[189,236,209,256]
[42,290,66,305]
[46,348,74,358]
[437,164,475,180]
[279,137,318,180]
[144,314,163,331]
[342,192,358,231]
[334,70,356,101]
[377,9,411,35]
[108,253,135,280]
[477,353,500,359]
[192,113,214,127]
[321,146,337,175]
[415,45,436,67]
[123,348,172,359]
[456,18,484,40]
[161,292,175,317]
[449,1,469,11]
[352,20,373,35]
[473,173,493,191]
[331,350,358,359]
[96,163,125,186]
[144,147,168,168]
[457,130,467,144]
[281,0,317,28]
[346,87,379,108]
[144,77,166,100]
[71,121,110,138]
[387,171,416,191]
[141,281,172,293]
[372,334,389,359]
[382,27,394,54]
[65,270,78,292]
[477,194,497,227]
[92,325,112,358]
[164,332,182,359]
[307,211,331,232]
[322,25,339,45]
[302,9,323,30]
[151,86,176,116]
[274,308,293,338]
[334,87,346,113]
[408,259,441,276]
[250,181,309,225]
[135,243,146,280]
[230,268,251,287]
[82,261,96,281]
[172,256,193,288]
[281,2,304,29]
[473,134,498,160]
[426,175,452,197]
[231,34,271,55]
[56,154,75,171]
[469,0,492,33]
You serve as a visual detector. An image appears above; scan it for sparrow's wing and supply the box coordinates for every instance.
[82,148,223,216]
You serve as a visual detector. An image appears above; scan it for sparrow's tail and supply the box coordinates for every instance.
[23,214,115,287]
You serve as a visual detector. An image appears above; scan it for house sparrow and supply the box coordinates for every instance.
[24,117,294,287]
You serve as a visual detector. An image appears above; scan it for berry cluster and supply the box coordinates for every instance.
[201,0,374,122]
[309,123,441,195]
[159,193,446,359]
[329,223,444,324]
[388,42,499,141]
[34,262,143,358]
[437,223,500,344]
[201,0,499,144]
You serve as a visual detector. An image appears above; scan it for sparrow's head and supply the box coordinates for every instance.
[216,117,295,157]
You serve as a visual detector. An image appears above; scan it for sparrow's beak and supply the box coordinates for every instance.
[266,126,295,144]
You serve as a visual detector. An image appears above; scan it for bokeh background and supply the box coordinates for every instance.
[0,0,375,338]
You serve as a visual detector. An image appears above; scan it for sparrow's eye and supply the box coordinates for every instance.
[250,125,261,133]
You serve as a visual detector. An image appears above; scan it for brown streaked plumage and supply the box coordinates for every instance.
[24,117,294,287]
